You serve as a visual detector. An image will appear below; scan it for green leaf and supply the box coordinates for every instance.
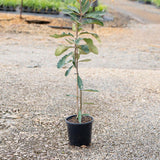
[57,52,73,68]
[69,13,81,24]
[82,114,89,116]
[85,11,105,20]
[79,50,86,55]
[72,23,76,32]
[79,59,91,62]
[66,94,78,98]
[88,16,103,22]
[57,55,67,68]
[75,38,83,45]
[67,5,80,14]
[78,110,82,123]
[83,19,104,26]
[79,45,90,54]
[85,14,104,21]
[82,0,90,15]
[72,55,76,67]
[65,65,73,76]
[77,75,83,90]
[84,102,95,105]
[72,23,82,32]
[83,89,99,92]
[66,59,72,64]
[51,32,73,38]
[63,9,79,23]
[77,53,80,60]
[83,38,98,54]
[80,31,101,42]
[62,9,73,15]
[55,45,71,56]
[65,38,74,44]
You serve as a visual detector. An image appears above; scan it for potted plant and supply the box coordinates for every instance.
[2,0,10,11]
[153,0,160,7]
[0,0,3,10]
[52,0,61,14]
[51,0,105,146]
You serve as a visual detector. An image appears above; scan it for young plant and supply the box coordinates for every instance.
[51,0,105,123]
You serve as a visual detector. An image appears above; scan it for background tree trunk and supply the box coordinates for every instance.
[20,0,23,19]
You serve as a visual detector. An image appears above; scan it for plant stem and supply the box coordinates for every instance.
[75,23,79,117]
[75,0,83,119]
[92,6,95,29]
[79,0,83,115]
[75,0,83,118]
[80,90,82,113]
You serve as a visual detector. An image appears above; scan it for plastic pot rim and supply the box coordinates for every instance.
[65,115,94,126]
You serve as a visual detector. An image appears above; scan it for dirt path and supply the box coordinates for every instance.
[101,0,160,23]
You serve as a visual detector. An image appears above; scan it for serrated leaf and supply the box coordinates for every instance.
[67,5,80,14]
[80,31,101,42]
[55,45,71,56]
[79,45,90,54]
[83,89,99,92]
[78,110,82,123]
[83,19,104,26]
[83,38,98,54]
[77,75,83,90]
[57,52,73,68]
[65,65,73,76]
[79,59,91,62]
[51,32,73,38]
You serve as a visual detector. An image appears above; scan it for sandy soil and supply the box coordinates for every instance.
[0,1,160,159]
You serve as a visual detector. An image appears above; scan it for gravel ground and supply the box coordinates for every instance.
[0,6,160,160]
[101,0,160,24]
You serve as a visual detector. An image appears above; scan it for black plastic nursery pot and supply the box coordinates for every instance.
[65,115,94,146]
[0,6,3,10]
[0,6,16,12]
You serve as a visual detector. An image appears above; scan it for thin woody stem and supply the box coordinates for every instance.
[75,23,79,117]
[79,0,83,115]
[80,90,82,113]
[75,0,83,117]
